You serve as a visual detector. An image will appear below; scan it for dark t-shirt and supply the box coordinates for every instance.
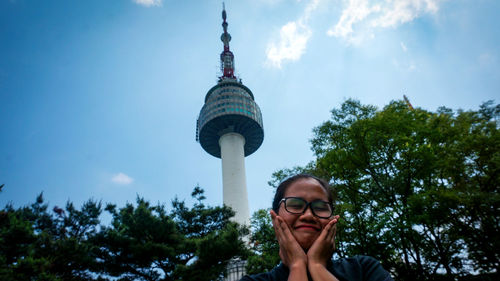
[240,255,393,281]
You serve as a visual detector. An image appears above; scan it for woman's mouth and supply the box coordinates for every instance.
[295,225,320,231]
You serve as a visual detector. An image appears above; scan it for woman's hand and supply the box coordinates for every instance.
[307,215,339,267]
[270,210,308,270]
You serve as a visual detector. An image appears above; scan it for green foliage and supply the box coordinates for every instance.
[267,163,316,188]
[0,186,248,281]
[97,187,248,281]
[269,99,499,280]
[0,192,103,281]
[246,209,280,274]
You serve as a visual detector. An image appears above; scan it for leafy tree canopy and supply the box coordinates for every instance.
[262,99,499,280]
[0,186,248,281]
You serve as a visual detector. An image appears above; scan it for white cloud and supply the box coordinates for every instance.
[266,22,312,68]
[303,0,322,20]
[327,0,380,38]
[111,173,134,185]
[371,0,440,28]
[266,0,443,65]
[400,42,408,52]
[265,0,323,68]
[132,0,162,7]
[327,0,444,43]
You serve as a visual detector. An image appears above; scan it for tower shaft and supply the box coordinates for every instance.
[219,133,250,226]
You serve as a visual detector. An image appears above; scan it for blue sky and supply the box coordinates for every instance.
[1,0,499,216]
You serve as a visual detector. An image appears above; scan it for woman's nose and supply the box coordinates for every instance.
[301,205,315,218]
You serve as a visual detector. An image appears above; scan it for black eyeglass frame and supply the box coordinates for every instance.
[279,197,334,219]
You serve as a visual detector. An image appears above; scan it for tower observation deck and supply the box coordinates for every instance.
[196,6,264,227]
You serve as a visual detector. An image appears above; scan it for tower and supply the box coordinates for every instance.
[196,5,264,227]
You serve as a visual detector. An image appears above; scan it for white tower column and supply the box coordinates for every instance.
[219,132,250,226]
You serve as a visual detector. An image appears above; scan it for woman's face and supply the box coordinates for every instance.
[278,177,333,251]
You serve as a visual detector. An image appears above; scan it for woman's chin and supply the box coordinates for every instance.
[295,233,319,251]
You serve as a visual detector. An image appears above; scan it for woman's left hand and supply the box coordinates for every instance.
[307,215,339,267]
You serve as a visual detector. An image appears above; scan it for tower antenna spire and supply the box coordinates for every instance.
[220,2,236,80]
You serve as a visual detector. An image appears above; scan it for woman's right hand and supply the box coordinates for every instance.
[270,210,308,270]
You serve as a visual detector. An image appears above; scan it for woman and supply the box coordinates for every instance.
[241,174,393,281]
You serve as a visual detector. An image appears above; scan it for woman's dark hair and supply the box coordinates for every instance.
[272,174,334,213]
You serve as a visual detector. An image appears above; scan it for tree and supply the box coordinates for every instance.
[269,99,499,280]
[246,209,280,275]
[0,192,103,281]
[95,186,248,281]
[0,185,248,281]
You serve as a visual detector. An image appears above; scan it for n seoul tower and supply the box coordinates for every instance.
[196,5,264,226]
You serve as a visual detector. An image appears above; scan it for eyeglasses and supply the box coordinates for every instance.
[279,197,333,219]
